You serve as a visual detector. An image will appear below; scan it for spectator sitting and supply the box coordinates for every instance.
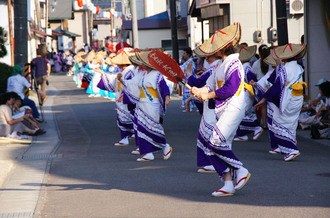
[6,64,41,121]
[0,92,42,140]
[299,79,329,129]
[12,98,45,134]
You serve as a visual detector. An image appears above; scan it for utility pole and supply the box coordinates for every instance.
[130,0,139,48]
[14,0,28,67]
[275,0,288,45]
[169,0,179,63]
[7,0,14,65]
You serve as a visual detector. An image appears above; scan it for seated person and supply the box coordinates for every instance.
[0,92,43,139]
[12,98,45,134]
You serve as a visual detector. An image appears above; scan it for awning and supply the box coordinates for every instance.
[52,30,81,38]
[30,27,51,38]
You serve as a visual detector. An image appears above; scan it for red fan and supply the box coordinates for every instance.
[116,42,131,52]
[148,50,191,89]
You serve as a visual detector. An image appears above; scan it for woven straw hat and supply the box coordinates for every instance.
[129,54,143,66]
[197,22,241,56]
[85,50,95,62]
[264,43,307,66]
[135,50,155,69]
[93,54,104,65]
[263,54,277,67]
[110,51,132,65]
[274,43,307,60]
[193,46,208,57]
[235,45,257,62]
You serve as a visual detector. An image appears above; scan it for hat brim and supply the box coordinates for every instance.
[275,43,307,60]
[235,45,257,62]
[136,51,155,69]
[129,55,143,66]
[263,54,278,67]
[198,22,241,56]
[110,52,132,65]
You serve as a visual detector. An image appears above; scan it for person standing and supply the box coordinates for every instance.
[191,23,251,197]
[31,47,51,104]
[180,48,196,112]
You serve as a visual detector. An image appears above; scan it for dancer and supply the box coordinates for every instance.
[234,45,264,141]
[191,23,251,197]
[98,51,135,146]
[185,47,222,173]
[254,43,307,161]
[119,50,172,161]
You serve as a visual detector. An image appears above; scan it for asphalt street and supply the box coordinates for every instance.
[34,73,330,217]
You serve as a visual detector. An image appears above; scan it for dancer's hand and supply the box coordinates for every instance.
[254,98,267,111]
[117,94,124,102]
[185,62,192,78]
[249,80,256,87]
[191,87,200,98]
[200,93,209,101]
[165,95,171,106]
[270,49,281,66]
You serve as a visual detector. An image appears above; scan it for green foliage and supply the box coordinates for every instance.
[0,27,7,58]
[0,62,12,93]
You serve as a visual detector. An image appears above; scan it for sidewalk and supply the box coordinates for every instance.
[0,84,60,217]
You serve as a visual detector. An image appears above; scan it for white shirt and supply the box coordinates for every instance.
[7,75,31,99]
[252,59,273,81]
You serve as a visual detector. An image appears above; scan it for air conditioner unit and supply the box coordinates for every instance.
[289,0,304,14]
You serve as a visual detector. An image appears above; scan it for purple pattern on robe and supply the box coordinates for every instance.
[134,107,167,154]
[196,116,214,167]
[236,120,259,137]
[134,72,170,155]
[157,73,170,117]
[214,60,242,114]
[245,65,257,83]
[207,144,243,178]
[98,73,116,93]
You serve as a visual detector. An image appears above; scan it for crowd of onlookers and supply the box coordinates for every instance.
[0,48,49,141]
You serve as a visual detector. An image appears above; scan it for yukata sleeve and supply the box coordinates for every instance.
[97,73,117,92]
[263,64,286,108]
[157,74,170,116]
[188,71,210,88]
[246,67,257,83]
[255,70,274,101]
[121,73,141,104]
[205,71,215,92]
[215,69,241,100]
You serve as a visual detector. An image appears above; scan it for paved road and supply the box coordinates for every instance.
[36,73,330,217]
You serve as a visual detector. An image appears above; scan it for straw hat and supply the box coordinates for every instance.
[274,43,307,60]
[235,45,257,62]
[129,54,143,66]
[93,54,104,65]
[135,50,155,69]
[85,50,95,62]
[263,54,277,67]
[264,43,307,66]
[110,51,132,65]
[193,46,207,57]
[64,50,70,56]
[197,22,241,56]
